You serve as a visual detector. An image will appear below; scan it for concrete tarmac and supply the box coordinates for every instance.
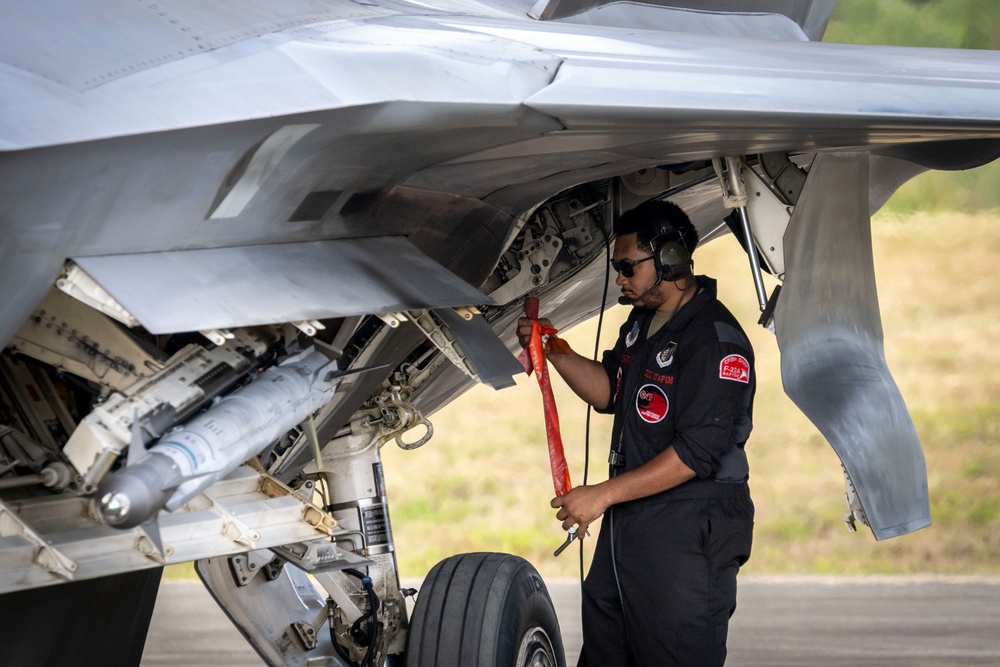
[142,576,1000,666]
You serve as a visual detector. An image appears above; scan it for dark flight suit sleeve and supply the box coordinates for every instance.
[595,319,629,414]
[671,340,753,479]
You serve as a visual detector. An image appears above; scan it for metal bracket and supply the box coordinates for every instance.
[272,538,373,573]
[221,516,261,550]
[375,312,407,328]
[55,261,140,327]
[488,227,563,305]
[292,320,325,337]
[136,532,168,564]
[230,548,277,587]
[199,328,235,346]
[263,556,285,581]
[405,309,480,383]
[0,499,78,580]
[452,306,479,321]
[248,458,337,537]
[291,620,319,650]
[741,167,792,278]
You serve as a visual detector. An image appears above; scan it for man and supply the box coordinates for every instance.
[517,199,754,666]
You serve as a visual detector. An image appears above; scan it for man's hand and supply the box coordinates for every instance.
[551,484,611,538]
[517,316,571,354]
[517,316,553,349]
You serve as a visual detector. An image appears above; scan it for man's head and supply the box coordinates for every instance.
[612,200,699,311]
[614,199,699,280]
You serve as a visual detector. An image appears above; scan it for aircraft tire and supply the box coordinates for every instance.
[404,551,565,667]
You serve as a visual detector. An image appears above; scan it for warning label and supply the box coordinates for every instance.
[362,503,391,547]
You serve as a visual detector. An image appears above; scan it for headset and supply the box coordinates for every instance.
[650,223,693,282]
[616,218,695,305]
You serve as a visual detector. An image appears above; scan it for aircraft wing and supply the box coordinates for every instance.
[2,0,1000,664]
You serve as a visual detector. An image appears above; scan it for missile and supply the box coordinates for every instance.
[97,348,340,529]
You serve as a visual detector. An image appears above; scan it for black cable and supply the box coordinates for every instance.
[330,614,354,665]
[362,585,379,667]
[579,206,614,585]
[337,569,380,667]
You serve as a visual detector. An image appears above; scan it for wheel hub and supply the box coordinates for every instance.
[516,626,557,667]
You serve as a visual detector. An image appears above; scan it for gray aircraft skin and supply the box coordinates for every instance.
[2,1,1000,665]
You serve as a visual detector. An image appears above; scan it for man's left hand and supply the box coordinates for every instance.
[551,484,610,538]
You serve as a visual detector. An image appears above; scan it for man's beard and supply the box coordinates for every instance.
[629,284,667,310]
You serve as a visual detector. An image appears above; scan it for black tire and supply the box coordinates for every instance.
[404,552,566,667]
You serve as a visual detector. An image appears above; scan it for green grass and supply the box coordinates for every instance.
[163,563,197,580]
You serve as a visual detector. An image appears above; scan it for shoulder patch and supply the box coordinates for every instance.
[719,354,750,383]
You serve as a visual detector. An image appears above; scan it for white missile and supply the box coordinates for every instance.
[97,348,339,528]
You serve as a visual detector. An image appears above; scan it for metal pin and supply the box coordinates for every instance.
[554,526,578,557]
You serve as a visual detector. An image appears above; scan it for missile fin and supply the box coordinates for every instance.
[142,517,164,556]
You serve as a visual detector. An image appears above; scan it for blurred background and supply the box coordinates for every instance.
[381,0,1000,580]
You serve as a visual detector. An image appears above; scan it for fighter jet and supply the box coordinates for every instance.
[2,0,999,664]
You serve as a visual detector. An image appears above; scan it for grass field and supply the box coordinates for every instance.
[381,210,1000,579]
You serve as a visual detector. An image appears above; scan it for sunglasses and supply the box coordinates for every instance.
[610,255,654,278]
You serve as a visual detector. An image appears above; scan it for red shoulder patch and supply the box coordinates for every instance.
[719,354,750,383]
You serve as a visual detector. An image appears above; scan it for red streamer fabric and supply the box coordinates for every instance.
[527,319,573,497]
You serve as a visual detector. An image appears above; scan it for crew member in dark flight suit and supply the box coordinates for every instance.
[518,199,755,666]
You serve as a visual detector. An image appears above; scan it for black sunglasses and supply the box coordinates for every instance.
[610,255,654,278]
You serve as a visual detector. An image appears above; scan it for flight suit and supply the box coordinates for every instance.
[578,276,755,667]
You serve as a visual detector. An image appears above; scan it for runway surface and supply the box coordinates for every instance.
[141,576,1000,666]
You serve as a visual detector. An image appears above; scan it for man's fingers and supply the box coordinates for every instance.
[550,495,564,509]
[516,318,532,347]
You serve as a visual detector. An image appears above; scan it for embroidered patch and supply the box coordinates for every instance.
[635,383,669,423]
[656,342,677,368]
[719,354,750,383]
[625,321,639,348]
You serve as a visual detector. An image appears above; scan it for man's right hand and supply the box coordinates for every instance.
[519,316,609,408]
[517,316,554,349]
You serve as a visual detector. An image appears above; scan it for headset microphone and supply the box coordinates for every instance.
[617,277,662,306]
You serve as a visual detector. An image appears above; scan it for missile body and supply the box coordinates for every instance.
[98,349,337,528]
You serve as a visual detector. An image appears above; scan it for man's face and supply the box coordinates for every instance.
[612,233,667,310]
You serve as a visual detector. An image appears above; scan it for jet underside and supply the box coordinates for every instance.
[2,0,1000,665]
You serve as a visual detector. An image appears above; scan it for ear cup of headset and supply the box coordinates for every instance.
[654,239,691,281]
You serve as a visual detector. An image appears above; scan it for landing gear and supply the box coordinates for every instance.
[405,552,565,667]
